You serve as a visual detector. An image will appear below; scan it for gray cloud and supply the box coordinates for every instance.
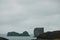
[0,0,60,34]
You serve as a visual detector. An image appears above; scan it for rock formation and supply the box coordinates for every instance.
[7,31,30,36]
[7,32,20,36]
[0,37,8,40]
[34,27,44,37]
[37,30,60,40]
[19,31,30,36]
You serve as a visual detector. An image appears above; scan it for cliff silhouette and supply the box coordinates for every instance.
[7,31,30,36]
[0,37,8,40]
[37,30,60,40]
[34,28,44,37]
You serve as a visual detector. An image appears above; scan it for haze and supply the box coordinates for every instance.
[0,0,60,34]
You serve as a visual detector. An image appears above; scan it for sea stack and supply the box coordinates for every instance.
[21,31,30,36]
[7,31,20,36]
[34,27,44,37]
[7,31,30,36]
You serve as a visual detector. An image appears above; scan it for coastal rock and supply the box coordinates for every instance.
[34,28,44,37]
[0,37,8,40]
[7,32,20,36]
[7,31,30,36]
[20,31,30,36]
[37,30,60,40]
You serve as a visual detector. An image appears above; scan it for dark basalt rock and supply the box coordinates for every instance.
[7,31,30,36]
[34,28,44,37]
[7,32,20,36]
[19,31,30,36]
[0,37,8,40]
[37,30,60,39]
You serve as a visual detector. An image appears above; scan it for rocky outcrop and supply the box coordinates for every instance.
[0,37,8,40]
[7,31,30,36]
[7,32,20,36]
[37,30,60,40]
[19,31,30,36]
[34,28,44,37]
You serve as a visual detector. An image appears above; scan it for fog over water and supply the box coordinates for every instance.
[0,0,60,34]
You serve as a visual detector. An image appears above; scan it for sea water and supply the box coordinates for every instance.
[7,36,35,40]
[0,34,36,40]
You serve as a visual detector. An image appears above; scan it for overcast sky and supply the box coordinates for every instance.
[0,0,60,34]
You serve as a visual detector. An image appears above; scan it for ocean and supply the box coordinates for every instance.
[0,34,36,40]
[6,36,35,40]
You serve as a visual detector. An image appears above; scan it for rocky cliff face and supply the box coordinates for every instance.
[7,31,30,36]
[7,32,20,36]
[37,30,60,40]
[34,28,44,37]
[19,31,30,36]
[0,37,8,40]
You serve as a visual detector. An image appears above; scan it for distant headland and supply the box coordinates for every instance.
[7,31,30,36]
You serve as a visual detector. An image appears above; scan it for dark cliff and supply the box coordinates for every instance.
[0,37,8,40]
[37,30,60,39]
[34,28,44,37]
[7,32,20,36]
[7,31,30,36]
[19,31,30,36]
